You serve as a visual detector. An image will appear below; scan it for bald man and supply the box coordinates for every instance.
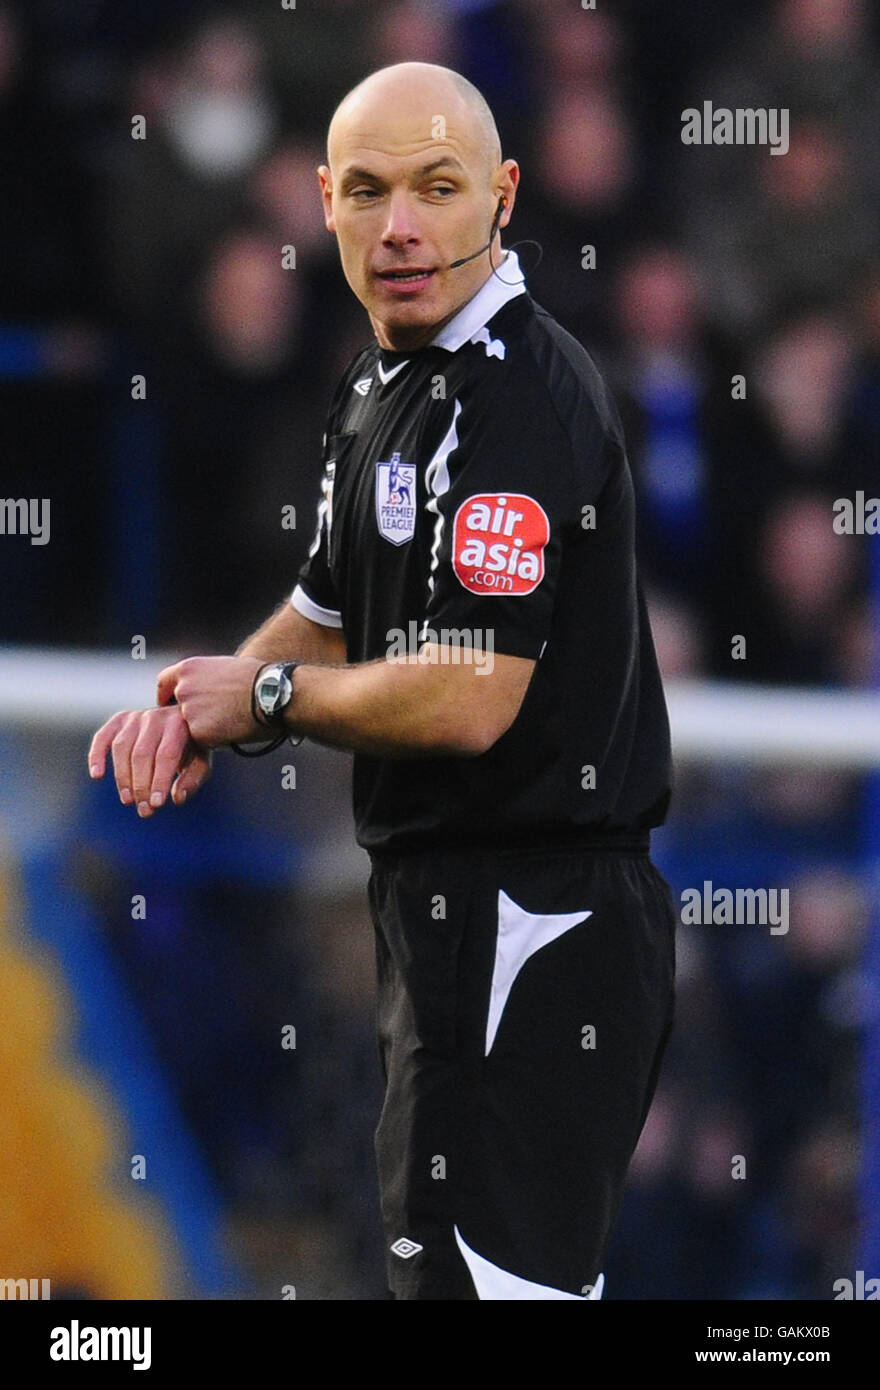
[89,62,676,1301]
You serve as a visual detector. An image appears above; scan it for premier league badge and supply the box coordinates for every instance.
[375,452,416,545]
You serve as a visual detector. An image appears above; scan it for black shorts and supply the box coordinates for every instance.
[366,838,677,1300]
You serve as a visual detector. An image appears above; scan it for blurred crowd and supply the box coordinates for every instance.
[3,0,878,1298]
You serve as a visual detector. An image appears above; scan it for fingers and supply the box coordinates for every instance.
[89,706,204,817]
[156,662,182,708]
[133,711,189,814]
[171,745,213,805]
[110,712,142,807]
[88,711,128,780]
[150,718,192,807]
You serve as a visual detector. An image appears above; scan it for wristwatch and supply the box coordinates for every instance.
[229,661,303,758]
[253,661,299,729]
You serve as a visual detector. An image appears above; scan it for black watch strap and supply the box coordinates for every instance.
[230,661,303,757]
[229,730,289,758]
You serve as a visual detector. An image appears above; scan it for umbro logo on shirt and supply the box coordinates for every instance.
[353,377,373,396]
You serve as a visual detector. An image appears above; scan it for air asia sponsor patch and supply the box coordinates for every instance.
[376,452,416,544]
[452,492,549,595]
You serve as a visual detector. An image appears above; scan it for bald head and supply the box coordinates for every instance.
[316,60,519,352]
[327,62,501,177]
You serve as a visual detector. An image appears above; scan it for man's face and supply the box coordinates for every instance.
[318,94,517,351]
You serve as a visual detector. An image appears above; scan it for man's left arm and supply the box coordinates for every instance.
[156,647,535,758]
[157,356,594,756]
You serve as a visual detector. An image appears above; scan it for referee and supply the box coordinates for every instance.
[89,62,676,1301]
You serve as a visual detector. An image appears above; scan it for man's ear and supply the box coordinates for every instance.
[317,165,336,233]
[497,159,520,229]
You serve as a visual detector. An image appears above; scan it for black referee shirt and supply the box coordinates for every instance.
[293,252,672,852]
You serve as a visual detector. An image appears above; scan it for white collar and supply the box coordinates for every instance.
[429,249,526,353]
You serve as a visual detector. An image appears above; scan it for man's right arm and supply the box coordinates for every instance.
[87,600,346,817]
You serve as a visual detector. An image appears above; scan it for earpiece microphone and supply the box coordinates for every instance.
[449,195,508,270]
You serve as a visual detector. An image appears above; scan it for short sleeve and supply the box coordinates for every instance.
[419,364,593,659]
[292,444,343,628]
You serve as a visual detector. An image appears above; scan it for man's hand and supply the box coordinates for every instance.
[88,705,213,816]
[156,655,266,748]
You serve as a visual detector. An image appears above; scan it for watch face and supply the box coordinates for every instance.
[258,672,283,715]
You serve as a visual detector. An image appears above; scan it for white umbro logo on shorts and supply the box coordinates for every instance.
[390,1237,423,1259]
